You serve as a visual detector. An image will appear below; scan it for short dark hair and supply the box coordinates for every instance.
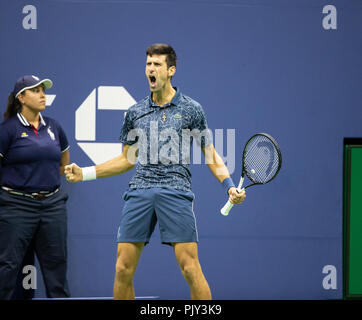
[146,43,177,69]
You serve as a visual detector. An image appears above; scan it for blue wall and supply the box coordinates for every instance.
[1,0,362,299]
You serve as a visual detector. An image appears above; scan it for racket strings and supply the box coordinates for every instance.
[245,149,278,183]
[247,144,279,177]
[246,152,277,182]
[243,135,281,184]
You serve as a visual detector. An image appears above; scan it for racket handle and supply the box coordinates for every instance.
[220,201,234,216]
[220,187,245,216]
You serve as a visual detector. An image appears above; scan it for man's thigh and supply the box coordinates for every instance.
[155,188,198,245]
[117,189,157,244]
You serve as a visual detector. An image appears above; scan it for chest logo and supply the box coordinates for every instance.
[21,132,28,138]
[48,127,55,140]
[174,113,182,119]
[162,113,167,122]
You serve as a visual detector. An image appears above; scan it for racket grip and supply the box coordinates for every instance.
[220,200,234,216]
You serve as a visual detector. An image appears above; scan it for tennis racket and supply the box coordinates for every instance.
[220,133,282,216]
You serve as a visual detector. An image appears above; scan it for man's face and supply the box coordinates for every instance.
[145,54,175,92]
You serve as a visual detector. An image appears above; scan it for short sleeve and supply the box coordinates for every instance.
[190,104,213,148]
[119,110,138,146]
[58,124,69,152]
[52,120,69,152]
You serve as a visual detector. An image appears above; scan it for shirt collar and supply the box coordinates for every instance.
[17,112,46,127]
[148,87,181,108]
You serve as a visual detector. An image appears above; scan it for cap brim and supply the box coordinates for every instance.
[40,79,53,90]
[15,79,53,98]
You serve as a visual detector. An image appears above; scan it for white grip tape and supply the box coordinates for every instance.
[82,166,97,181]
[220,201,234,216]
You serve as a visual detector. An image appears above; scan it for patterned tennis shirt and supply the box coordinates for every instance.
[120,87,212,192]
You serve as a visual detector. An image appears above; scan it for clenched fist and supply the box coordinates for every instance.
[228,187,246,205]
[64,163,83,182]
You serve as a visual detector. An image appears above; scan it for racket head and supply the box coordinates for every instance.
[242,133,282,186]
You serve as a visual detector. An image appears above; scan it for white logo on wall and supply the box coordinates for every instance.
[322,265,337,290]
[22,5,37,30]
[45,95,56,106]
[75,86,136,164]
[322,5,337,30]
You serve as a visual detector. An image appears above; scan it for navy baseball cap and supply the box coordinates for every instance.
[14,75,53,98]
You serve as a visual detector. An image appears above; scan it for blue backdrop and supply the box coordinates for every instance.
[1,0,361,299]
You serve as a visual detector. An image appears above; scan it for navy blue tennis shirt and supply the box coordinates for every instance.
[120,87,212,192]
[0,113,69,193]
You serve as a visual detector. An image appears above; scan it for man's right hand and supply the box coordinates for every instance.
[65,163,83,182]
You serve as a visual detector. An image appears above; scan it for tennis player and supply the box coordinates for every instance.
[65,43,245,300]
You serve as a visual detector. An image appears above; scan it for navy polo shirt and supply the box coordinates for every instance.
[0,113,69,193]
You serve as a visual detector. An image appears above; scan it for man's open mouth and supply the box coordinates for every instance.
[149,76,156,85]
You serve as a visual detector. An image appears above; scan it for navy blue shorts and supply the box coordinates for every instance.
[116,188,198,245]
